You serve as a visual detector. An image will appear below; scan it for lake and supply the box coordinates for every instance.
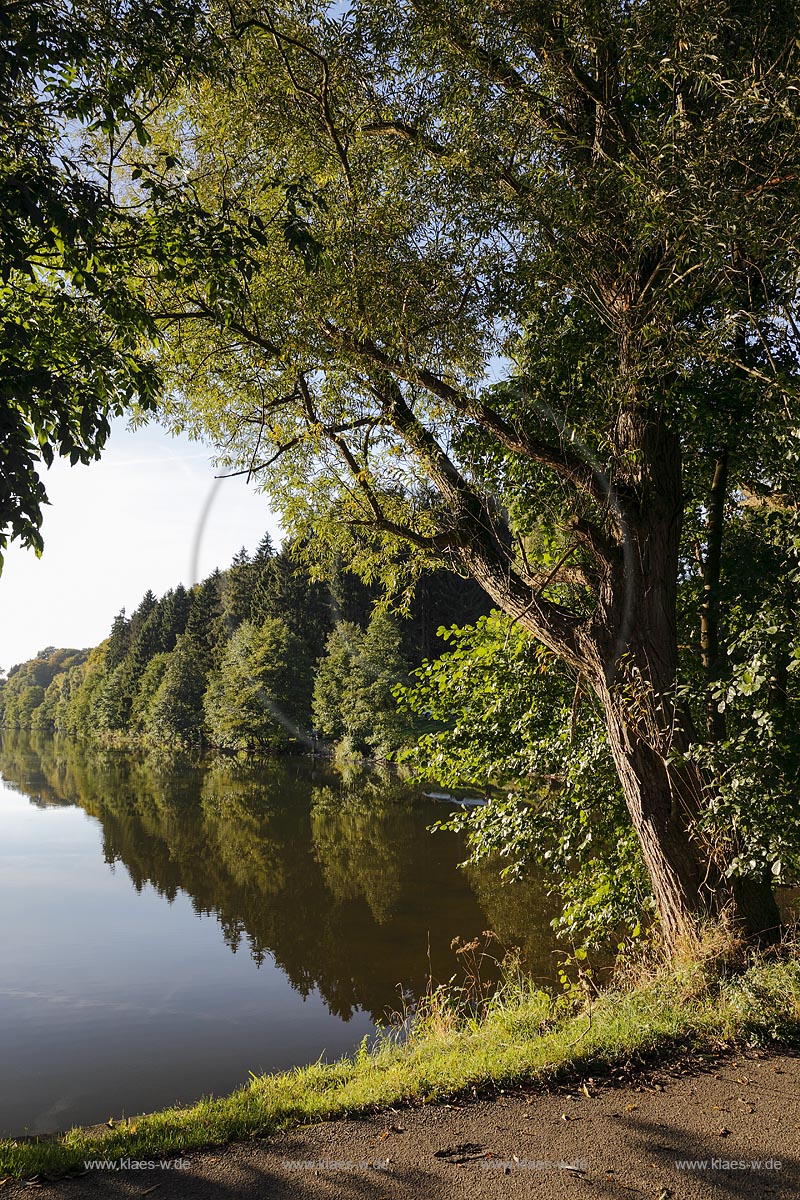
[0,732,557,1136]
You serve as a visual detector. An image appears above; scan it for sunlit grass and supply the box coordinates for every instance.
[2,941,799,1181]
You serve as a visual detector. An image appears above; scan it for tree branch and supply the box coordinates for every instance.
[370,375,583,660]
[321,318,619,516]
[295,376,448,553]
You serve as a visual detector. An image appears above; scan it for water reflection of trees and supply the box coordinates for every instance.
[464,862,561,985]
[0,732,558,1019]
[309,781,415,924]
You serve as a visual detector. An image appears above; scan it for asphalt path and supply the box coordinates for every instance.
[8,1050,799,1199]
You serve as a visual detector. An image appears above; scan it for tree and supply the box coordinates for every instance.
[0,0,214,566]
[146,636,207,744]
[129,651,171,733]
[158,584,192,651]
[128,590,158,645]
[249,546,332,658]
[185,571,226,659]
[404,569,491,662]
[0,646,87,728]
[349,611,414,758]
[60,644,106,738]
[105,610,131,671]
[204,618,312,749]
[313,611,413,758]
[144,0,800,950]
[221,547,255,630]
[99,589,164,730]
[92,663,131,732]
[313,621,366,747]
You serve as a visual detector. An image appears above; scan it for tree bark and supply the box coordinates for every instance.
[596,416,718,950]
[594,662,781,950]
[569,419,781,952]
[600,690,717,950]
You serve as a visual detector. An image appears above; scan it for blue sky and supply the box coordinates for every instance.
[0,421,282,671]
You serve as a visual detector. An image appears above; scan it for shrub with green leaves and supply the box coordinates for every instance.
[399,614,653,948]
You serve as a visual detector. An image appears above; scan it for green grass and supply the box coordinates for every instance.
[3,947,800,1181]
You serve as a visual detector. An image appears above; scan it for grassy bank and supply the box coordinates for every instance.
[3,942,800,1181]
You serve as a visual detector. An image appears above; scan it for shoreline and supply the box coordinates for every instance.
[3,947,799,1183]
[7,1046,799,1199]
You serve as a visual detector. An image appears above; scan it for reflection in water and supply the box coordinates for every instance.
[0,731,558,1133]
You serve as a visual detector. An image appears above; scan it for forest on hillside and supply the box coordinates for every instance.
[0,538,490,757]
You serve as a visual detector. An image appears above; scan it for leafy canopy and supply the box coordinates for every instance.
[141,0,800,624]
[0,0,217,566]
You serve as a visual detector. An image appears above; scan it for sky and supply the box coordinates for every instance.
[0,421,282,671]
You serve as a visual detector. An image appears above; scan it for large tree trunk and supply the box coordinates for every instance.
[576,417,780,953]
[594,668,781,951]
[597,682,715,950]
[457,406,782,954]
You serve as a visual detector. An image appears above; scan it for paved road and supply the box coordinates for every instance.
[9,1050,799,1199]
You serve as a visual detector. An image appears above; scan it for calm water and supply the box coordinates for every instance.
[0,732,556,1136]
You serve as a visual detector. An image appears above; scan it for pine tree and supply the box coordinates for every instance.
[185,571,226,659]
[312,622,365,745]
[106,610,131,671]
[128,590,158,644]
[146,636,208,745]
[221,547,255,631]
[204,618,311,750]
[158,584,191,653]
[312,613,413,757]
